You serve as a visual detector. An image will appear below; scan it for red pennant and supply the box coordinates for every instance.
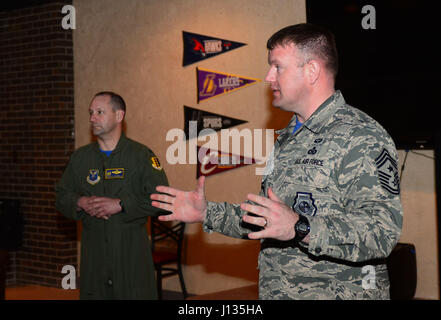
[197,146,257,178]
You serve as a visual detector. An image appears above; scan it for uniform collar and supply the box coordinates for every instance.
[112,132,128,154]
[302,90,345,134]
[93,132,128,155]
[276,113,300,136]
[276,90,345,136]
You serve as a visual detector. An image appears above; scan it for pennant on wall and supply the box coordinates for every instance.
[197,68,261,103]
[183,31,246,66]
[197,146,257,178]
[184,105,247,140]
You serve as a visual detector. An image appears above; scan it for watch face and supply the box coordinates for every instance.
[294,215,310,242]
[297,222,309,234]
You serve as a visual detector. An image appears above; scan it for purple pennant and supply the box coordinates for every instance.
[197,68,260,103]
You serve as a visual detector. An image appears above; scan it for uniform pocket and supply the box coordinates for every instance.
[284,165,331,189]
[278,165,333,217]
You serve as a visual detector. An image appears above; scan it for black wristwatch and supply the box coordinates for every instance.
[294,214,310,243]
[119,200,124,212]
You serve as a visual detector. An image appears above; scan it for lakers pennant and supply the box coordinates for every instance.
[197,68,260,103]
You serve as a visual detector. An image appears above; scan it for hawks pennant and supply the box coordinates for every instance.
[184,105,247,140]
[183,31,246,66]
[196,146,257,178]
[197,68,261,103]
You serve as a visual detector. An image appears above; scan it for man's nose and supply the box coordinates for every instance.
[264,68,275,83]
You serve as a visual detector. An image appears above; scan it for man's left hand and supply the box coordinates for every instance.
[88,197,122,220]
[240,188,298,241]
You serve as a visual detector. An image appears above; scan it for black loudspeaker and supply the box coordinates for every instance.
[0,199,23,250]
[386,243,417,300]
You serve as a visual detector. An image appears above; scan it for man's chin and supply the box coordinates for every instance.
[272,100,289,112]
[92,129,103,137]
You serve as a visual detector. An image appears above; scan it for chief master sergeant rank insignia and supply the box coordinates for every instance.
[375,148,400,195]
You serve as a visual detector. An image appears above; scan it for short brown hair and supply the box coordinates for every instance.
[267,23,338,79]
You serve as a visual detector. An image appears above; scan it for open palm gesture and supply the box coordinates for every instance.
[150,176,207,223]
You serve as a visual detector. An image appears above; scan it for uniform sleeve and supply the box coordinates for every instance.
[202,193,266,239]
[306,131,403,263]
[116,149,169,223]
[202,202,244,238]
[55,153,87,221]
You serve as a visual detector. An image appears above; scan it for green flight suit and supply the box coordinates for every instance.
[55,133,168,299]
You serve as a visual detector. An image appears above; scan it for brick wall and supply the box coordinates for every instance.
[0,0,77,287]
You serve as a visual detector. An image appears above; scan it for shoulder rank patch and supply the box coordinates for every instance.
[375,148,400,195]
[87,169,100,185]
[105,168,125,179]
[151,156,162,170]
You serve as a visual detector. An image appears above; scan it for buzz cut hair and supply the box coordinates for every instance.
[267,23,339,80]
[94,91,126,113]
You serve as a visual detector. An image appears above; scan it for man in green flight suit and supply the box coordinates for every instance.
[56,91,168,299]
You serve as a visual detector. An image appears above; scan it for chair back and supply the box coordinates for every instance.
[150,218,186,256]
[150,218,188,299]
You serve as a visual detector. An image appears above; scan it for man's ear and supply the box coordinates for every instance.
[305,59,321,85]
[116,110,125,122]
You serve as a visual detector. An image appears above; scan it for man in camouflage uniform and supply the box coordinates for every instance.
[151,24,402,299]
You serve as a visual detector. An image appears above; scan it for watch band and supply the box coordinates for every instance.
[294,214,310,243]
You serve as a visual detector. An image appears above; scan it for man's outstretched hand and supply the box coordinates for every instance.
[150,176,207,223]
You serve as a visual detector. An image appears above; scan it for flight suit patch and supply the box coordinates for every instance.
[105,168,125,179]
[87,169,101,185]
[151,156,162,170]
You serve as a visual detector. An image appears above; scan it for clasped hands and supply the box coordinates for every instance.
[76,196,122,220]
[150,176,300,241]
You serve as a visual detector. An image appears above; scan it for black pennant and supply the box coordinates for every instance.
[182,31,246,66]
[184,105,247,140]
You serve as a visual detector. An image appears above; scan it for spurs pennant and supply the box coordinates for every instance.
[183,31,246,66]
[197,146,257,178]
[184,105,247,140]
[197,68,261,103]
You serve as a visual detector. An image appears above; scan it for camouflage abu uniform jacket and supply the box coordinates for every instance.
[203,91,403,299]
